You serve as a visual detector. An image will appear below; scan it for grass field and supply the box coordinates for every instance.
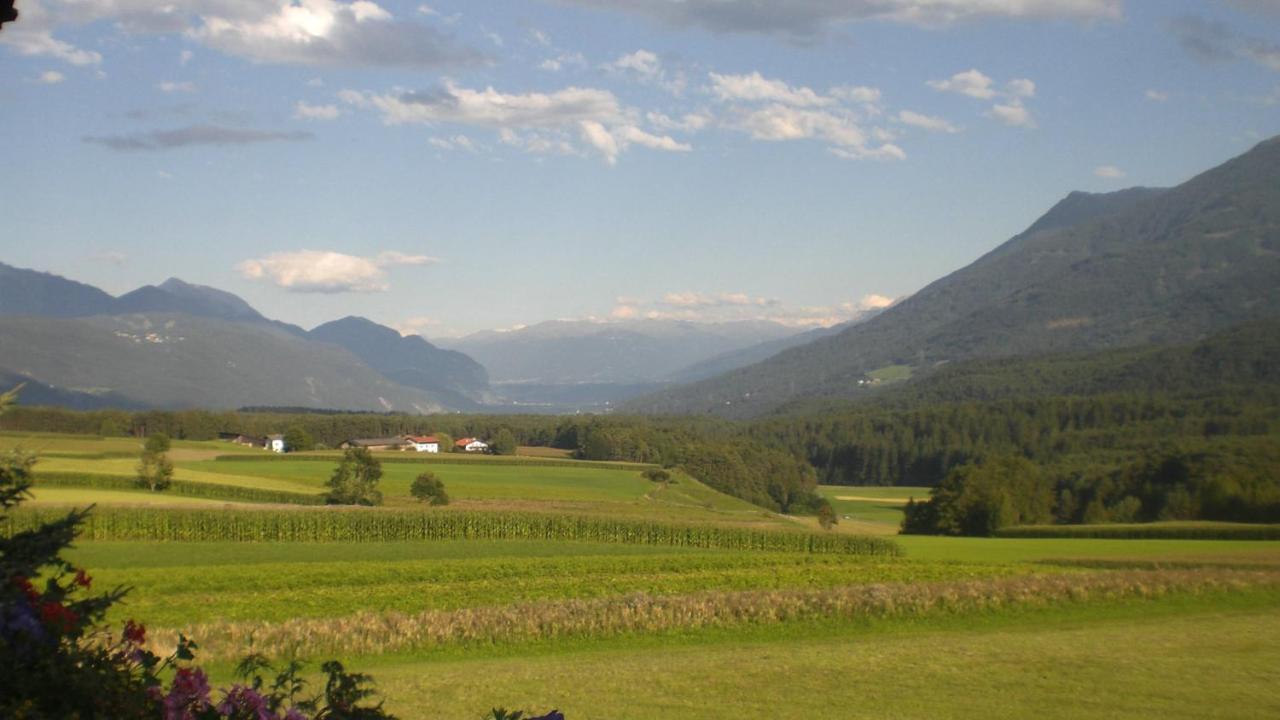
[12,430,1280,718]
[818,485,928,528]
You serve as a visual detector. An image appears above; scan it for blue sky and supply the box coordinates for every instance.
[2,0,1278,338]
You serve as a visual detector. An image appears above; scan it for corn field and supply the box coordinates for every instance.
[2,506,902,555]
[145,567,1280,661]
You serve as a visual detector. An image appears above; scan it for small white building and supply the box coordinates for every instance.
[266,434,287,453]
[406,435,440,453]
[455,437,489,453]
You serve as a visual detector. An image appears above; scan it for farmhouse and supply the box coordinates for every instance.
[219,432,267,448]
[405,435,440,453]
[456,437,489,453]
[340,437,410,451]
[266,434,287,453]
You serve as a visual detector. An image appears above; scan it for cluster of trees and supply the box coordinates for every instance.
[904,435,1280,535]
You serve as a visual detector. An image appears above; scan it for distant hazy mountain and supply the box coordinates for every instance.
[310,316,492,408]
[437,318,801,385]
[0,267,489,412]
[626,136,1280,417]
[0,262,117,317]
[0,313,452,412]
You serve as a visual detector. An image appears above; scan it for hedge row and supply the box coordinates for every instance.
[33,472,325,506]
[213,453,653,472]
[1,506,903,556]
[994,522,1280,541]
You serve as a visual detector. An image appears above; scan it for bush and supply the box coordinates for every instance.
[642,468,671,483]
[325,448,383,506]
[136,432,173,492]
[410,471,449,506]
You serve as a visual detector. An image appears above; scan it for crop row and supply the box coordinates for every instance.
[995,522,1280,541]
[32,472,325,505]
[212,453,652,471]
[147,567,1280,661]
[3,506,902,555]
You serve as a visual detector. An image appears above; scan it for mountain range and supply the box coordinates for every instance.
[3,136,1277,416]
[624,136,1280,417]
[0,269,489,412]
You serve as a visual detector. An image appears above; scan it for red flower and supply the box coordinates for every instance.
[74,569,92,589]
[12,575,39,602]
[39,601,79,633]
[123,619,147,645]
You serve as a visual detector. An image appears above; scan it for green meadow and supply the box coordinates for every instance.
[8,430,1280,719]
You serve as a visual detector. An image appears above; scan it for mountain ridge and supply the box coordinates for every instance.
[623,136,1280,417]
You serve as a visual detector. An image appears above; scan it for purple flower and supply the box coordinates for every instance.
[164,667,212,720]
[216,685,273,719]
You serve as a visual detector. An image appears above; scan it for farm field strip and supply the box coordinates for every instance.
[353,595,1280,720]
[94,552,1035,627]
[147,567,1280,662]
[27,487,241,507]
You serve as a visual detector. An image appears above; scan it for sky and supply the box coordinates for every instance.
[2,1,1279,339]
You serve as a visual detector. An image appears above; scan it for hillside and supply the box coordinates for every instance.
[0,262,117,317]
[626,136,1280,417]
[0,313,452,412]
[310,316,492,408]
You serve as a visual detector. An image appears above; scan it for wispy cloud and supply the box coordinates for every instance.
[1169,15,1280,72]
[237,249,440,294]
[84,125,313,151]
[552,0,1121,42]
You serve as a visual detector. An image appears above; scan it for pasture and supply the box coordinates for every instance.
[9,430,1280,719]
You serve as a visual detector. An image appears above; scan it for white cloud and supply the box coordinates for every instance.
[662,291,777,308]
[606,49,686,94]
[930,69,1040,129]
[709,71,832,106]
[0,0,102,66]
[1006,78,1036,98]
[393,316,440,337]
[428,134,479,152]
[1145,89,1169,102]
[1094,165,1126,178]
[830,85,882,107]
[237,249,439,294]
[647,111,714,132]
[897,110,959,133]
[180,49,194,65]
[987,100,1036,128]
[928,69,996,99]
[343,81,687,163]
[38,70,65,84]
[294,101,340,120]
[859,294,894,310]
[158,81,196,93]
